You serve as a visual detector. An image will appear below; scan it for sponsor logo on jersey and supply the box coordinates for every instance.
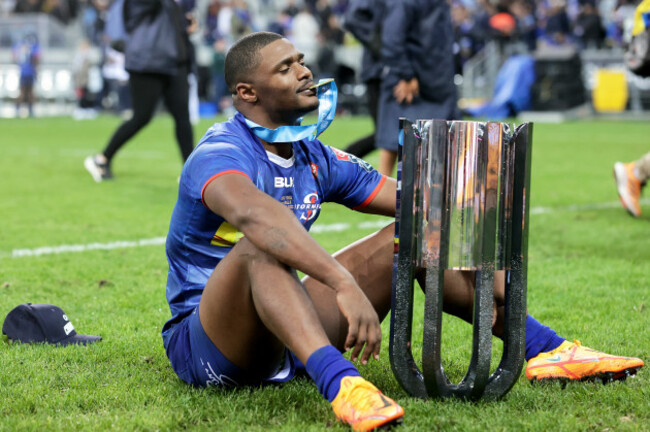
[274,177,294,188]
[330,147,374,172]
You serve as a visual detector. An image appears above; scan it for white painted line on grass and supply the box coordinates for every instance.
[9,237,167,258]
[5,199,648,259]
[530,198,650,215]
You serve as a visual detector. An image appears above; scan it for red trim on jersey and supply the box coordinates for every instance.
[352,175,387,210]
[201,170,251,207]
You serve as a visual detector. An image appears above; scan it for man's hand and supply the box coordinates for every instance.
[335,281,382,365]
[186,13,198,35]
[393,78,419,105]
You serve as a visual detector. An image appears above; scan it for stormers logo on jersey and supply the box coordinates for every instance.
[330,147,374,172]
[298,191,321,222]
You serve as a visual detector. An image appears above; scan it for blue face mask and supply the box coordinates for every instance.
[244,79,337,143]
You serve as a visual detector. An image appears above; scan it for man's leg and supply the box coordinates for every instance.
[418,268,643,382]
[198,236,403,431]
[303,223,511,350]
[85,72,163,182]
[199,238,333,374]
[307,222,643,384]
[102,72,163,164]
[303,224,395,353]
[162,66,195,163]
[25,83,34,117]
[302,224,504,353]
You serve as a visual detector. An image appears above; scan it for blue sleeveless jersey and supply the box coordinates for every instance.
[163,113,385,346]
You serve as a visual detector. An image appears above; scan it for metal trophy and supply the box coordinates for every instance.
[389,119,533,400]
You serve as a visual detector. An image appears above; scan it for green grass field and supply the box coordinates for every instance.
[0,114,648,431]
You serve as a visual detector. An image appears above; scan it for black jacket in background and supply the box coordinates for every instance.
[343,0,385,83]
[123,0,194,75]
[381,0,455,103]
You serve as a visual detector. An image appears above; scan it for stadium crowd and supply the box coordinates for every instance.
[4,1,642,52]
[1,0,645,117]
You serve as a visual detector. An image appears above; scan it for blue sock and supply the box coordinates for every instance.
[525,315,565,361]
[305,345,360,402]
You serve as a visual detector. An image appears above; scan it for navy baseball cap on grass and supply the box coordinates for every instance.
[2,303,102,346]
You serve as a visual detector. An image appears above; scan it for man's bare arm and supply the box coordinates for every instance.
[203,173,382,362]
[356,176,397,217]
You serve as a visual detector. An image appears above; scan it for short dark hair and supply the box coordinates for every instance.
[225,32,284,94]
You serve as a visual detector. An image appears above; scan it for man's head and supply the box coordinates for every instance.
[225,32,319,127]
[225,32,283,94]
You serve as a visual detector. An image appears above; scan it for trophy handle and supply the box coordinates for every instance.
[389,118,428,398]
[483,123,532,399]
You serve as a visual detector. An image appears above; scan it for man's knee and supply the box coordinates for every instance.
[233,237,288,272]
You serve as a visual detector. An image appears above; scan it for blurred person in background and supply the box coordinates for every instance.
[341,0,385,159]
[214,0,254,46]
[72,39,98,120]
[488,2,517,43]
[102,0,131,116]
[573,0,606,49]
[282,0,300,18]
[289,5,321,73]
[230,0,254,41]
[266,9,292,36]
[13,0,44,14]
[40,0,77,24]
[316,13,347,83]
[85,0,197,182]
[210,37,232,115]
[510,0,538,51]
[102,43,131,116]
[452,1,487,75]
[12,33,40,118]
[203,0,222,44]
[81,0,110,46]
[543,0,572,46]
[375,0,459,176]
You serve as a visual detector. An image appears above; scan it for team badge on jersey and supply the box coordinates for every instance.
[298,191,321,222]
[310,162,319,179]
[330,147,374,173]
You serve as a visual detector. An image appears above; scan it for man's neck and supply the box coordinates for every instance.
[239,109,300,158]
[260,139,293,159]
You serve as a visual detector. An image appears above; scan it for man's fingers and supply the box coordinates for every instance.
[345,320,359,352]
[360,324,381,364]
[372,326,382,359]
[350,325,367,362]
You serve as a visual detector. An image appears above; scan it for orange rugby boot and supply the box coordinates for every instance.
[613,162,643,217]
[331,376,404,431]
[526,339,644,383]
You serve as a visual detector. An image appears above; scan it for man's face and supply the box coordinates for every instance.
[252,39,319,121]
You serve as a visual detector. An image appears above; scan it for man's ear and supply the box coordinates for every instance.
[235,82,257,104]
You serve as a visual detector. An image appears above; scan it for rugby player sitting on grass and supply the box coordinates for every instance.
[161,32,644,431]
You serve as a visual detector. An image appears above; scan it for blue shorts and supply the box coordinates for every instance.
[164,308,298,388]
